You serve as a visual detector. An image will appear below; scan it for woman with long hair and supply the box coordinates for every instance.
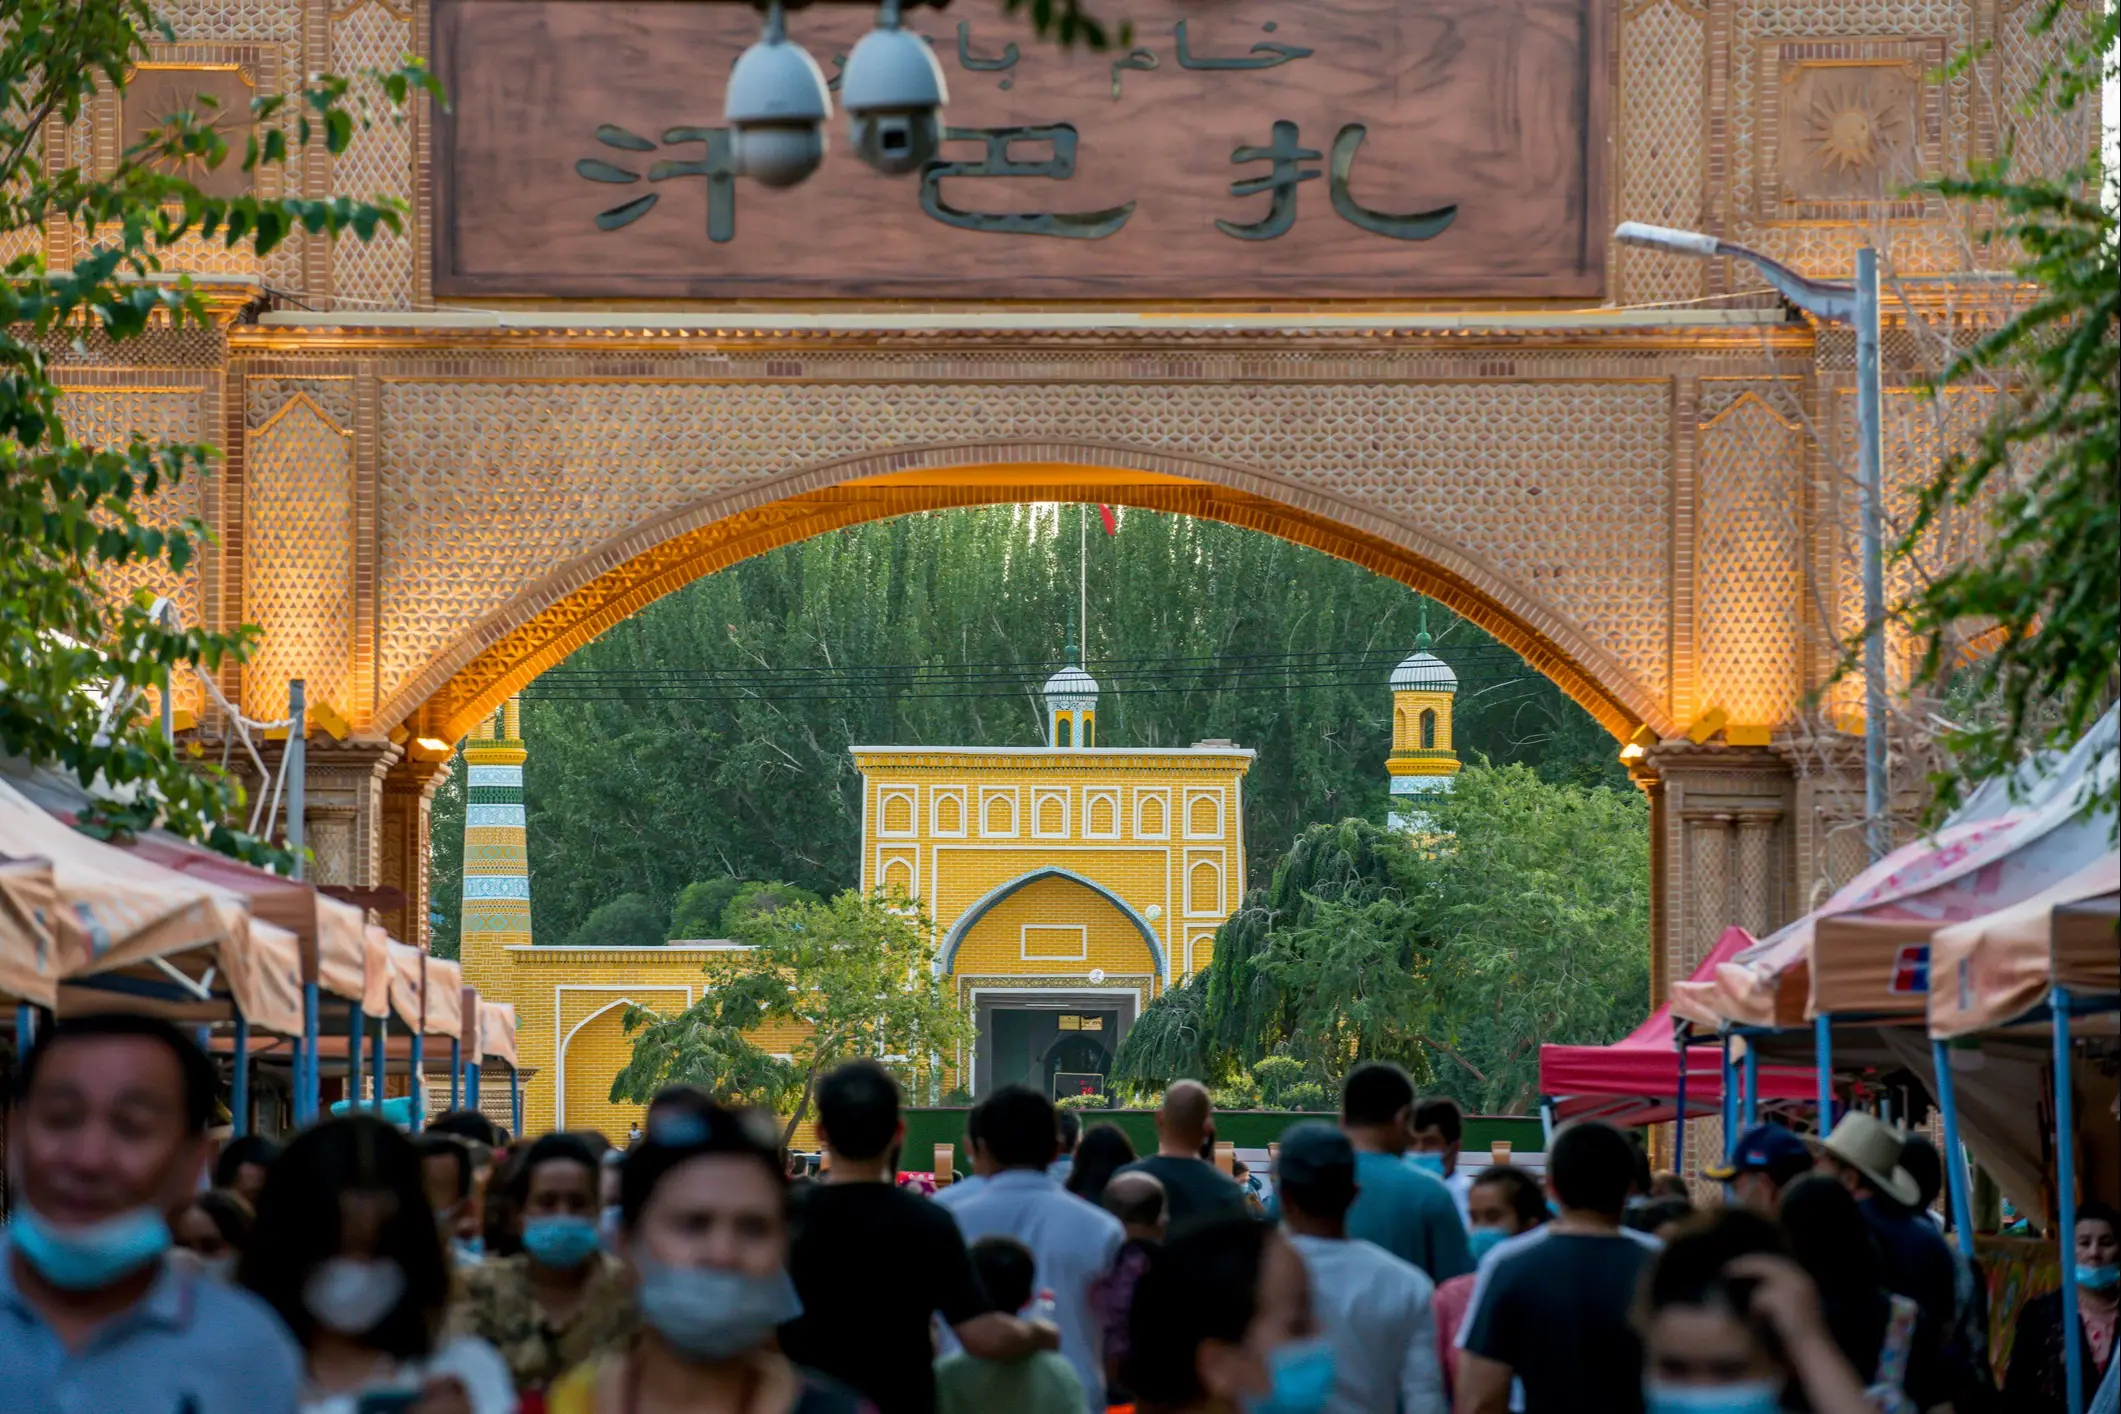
[242,1115,514,1414]
[1064,1122,1138,1206]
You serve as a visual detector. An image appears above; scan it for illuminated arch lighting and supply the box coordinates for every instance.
[939,866,1167,982]
[384,450,1662,745]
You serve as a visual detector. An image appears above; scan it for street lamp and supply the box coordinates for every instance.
[1615,221,1890,863]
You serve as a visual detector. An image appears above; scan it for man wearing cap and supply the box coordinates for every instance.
[1274,1122,1444,1414]
[1707,1123,1815,1215]
[1816,1112,1959,1332]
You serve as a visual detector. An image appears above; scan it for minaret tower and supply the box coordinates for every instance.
[1386,605,1461,830]
[1044,629,1099,749]
[458,694,533,976]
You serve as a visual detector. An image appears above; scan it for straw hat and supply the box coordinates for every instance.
[1818,1112,1921,1208]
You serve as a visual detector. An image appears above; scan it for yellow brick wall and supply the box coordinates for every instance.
[952,873,1161,976]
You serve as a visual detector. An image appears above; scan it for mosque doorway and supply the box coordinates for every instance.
[974,992,1135,1100]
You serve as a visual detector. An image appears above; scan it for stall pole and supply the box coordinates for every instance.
[409,1031,425,1133]
[230,1014,251,1138]
[346,1000,364,1112]
[370,1013,387,1111]
[1720,1034,1738,1162]
[299,982,320,1124]
[2052,986,2083,1411]
[1673,1026,1690,1179]
[449,1037,462,1110]
[1814,1014,1834,1132]
[15,1003,35,1047]
[1748,1055,1758,1133]
[465,1060,481,1111]
[510,1065,522,1140]
[1929,1037,1977,1259]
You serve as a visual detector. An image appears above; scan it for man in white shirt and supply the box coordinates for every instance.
[1274,1122,1444,1414]
[946,1085,1124,1414]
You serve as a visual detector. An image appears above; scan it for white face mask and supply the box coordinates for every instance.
[302,1256,407,1336]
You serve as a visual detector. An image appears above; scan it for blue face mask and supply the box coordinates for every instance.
[1644,1379,1782,1414]
[1242,1336,1337,1414]
[1468,1226,1509,1261]
[9,1205,171,1290]
[522,1215,602,1270]
[1405,1152,1447,1178]
[2077,1263,2120,1292]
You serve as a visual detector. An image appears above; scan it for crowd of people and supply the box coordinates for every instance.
[2,1010,2115,1414]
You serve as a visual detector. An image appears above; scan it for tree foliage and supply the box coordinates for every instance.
[1114,766,1649,1114]
[1,0,432,861]
[608,890,969,1145]
[429,507,1623,953]
[1903,3,2118,817]
[562,892,668,950]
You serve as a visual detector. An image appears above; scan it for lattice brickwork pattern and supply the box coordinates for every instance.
[373,378,1674,720]
[1695,388,1805,724]
[329,0,417,310]
[243,393,356,720]
[1616,0,1710,307]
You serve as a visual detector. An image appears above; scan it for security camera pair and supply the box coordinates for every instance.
[724,0,948,189]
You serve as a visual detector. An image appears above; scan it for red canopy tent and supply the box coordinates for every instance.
[1540,927,1816,1126]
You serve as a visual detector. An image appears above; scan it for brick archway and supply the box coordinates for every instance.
[390,445,1664,747]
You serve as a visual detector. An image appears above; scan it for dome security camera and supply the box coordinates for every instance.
[841,2,948,175]
[723,6,832,189]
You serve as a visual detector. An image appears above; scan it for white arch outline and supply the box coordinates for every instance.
[554,989,688,1129]
[939,866,1167,982]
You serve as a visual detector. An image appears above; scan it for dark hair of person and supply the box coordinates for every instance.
[239,1115,450,1361]
[214,1134,284,1188]
[1627,1196,1697,1235]
[619,1100,785,1229]
[425,1108,501,1147]
[415,1133,475,1200]
[981,1084,1061,1169]
[482,1146,525,1257]
[1639,1206,1786,1330]
[1548,1120,1638,1218]
[1066,1122,1139,1204]
[1411,1096,1464,1144]
[15,1012,219,1134]
[569,1130,614,1158]
[191,1188,257,1251]
[1103,1176,1167,1230]
[509,1132,601,1204]
[1278,1160,1358,1223]
[1629,1130,1654,1198]
[2076,1201,2121,1234]
[1124,1217,1274,1403]
[963,1097,989,1144]
[1895,1134,1944,1212]
[1778,1173,1886,1303]
[1340,1061,1414,1127]
[1469,1164,1550,1229]
[1057,1106,1082,1152]
[815,1060,901,1161]
[969,1235,1038,1314]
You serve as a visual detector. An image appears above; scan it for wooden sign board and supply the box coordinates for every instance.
[432,0,1608,300]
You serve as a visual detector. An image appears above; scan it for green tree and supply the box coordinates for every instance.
[721,880,823,940]
[1902,3,2117,818]
[610,890,969,1146]
[561,892,667,950]
[1,0,432,860]
[669,877,744,940]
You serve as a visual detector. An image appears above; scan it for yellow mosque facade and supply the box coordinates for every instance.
[456,630,1455,1134]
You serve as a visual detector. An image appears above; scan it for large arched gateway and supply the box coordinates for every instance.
[53,0,2092,1014]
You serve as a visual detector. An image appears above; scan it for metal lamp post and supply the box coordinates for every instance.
[1614,223,1891,866]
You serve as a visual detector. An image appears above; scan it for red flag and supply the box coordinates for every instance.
[1097,504,1118,535]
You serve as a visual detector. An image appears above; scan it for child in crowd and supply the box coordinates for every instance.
[933,1237,1085,1414]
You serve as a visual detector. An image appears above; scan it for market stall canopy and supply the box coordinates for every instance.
[1927,852,2119,1039]
[0,854,62,1008]
[384,935,426,1029]
[361,923,393,1018]
[477,999,518,1067]
[422,955,464,1040]
[1541,926,1816,1124]
[1674,708,2117,1028]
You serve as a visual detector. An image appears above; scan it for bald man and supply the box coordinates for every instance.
[1111,1080,1245,1231]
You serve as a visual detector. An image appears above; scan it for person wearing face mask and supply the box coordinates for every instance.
[544,1098,874,1414]
[1408,1098,1474,1229]
[1431,1165,1547,1400]
[1272,1123,1443,1414]
[452,1132,637,1397]
[419,1135,484,1269]
[2004,1201,2121,1413]
[1,1013,302,1414]
[1124,1215,1335,1414]
[242,1114,514,1414]
[1334,1064,1471,1284]
[1638,1208,1880,1414]
[172,1188,255,1281]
